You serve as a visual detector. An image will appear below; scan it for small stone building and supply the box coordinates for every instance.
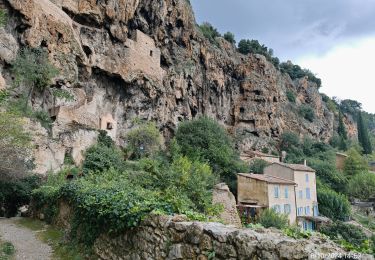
[123,30,165,82]
[335,152,348,171]
[237,173,297,224]
[240,150,280,164]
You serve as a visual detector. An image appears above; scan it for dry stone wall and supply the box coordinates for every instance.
[93,214,369,260]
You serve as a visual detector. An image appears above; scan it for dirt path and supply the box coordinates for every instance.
[0,217,52,260]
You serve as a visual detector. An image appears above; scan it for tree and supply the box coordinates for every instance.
[317,188,351,221]
[343,148,368,176]
[347,172,375,200]
[126,122,162,159]
[298,104,315,122]
[357,111,372,154]
[338,112,348,140]
[340,99,362,118]
[175,117,246,190]
[249,159,269,174]
[198,22,221,44]
[258,209,288,229]
[0,111,32,181]
[223,32,236,44]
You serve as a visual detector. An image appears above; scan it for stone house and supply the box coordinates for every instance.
[335,152,348,171]
[264,162,320,230]
[240,150,280,164]
[237,173,297,224]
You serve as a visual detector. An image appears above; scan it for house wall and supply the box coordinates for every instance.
[123,30,165,82]
[237,175,269,206]
[264,164,294,180]
[294,171,318,219]
[268,184,297,224]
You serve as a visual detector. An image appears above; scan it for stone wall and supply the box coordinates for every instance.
[92,214,365,260]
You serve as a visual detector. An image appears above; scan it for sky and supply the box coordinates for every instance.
[190,0,375,113]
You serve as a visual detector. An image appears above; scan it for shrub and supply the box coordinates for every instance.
[344,148,368,176]
[82,144,124,174]
[347,172,375,200]
[320,221,367,249]
[223,32,236,44]
[0,9,7,27]
[286,90,296,103]
[280,62,322,88]
[258,209,288,229]
[0,175,41,217]
[249,159,269,174]
[299,104,315,122]
[126,122,162,159]
[199,22,221,44]
[317,188,351,221]
[175,116,246,190]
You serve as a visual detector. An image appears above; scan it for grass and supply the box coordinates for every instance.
[16,218,90,260]
[0,240,15,260]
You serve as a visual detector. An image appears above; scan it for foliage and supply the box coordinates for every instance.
[223,32,236,44]
[286,90,296,103]
[0,175,41,217]
[0,9,7,27]
[82,144,124,174]
[51,88,75,102]
[347,172,375,200]
[317,188,351,221]
[0,241,15,259]
[0,111,32,180]
[34,110,53,131]
[258,209,288,229]
[280,62,322,88]
[283,226,312,239]
[199,22,221,45]
[339,99,362,118]
[126,122,162,159]
[249,159,269,174]
[321,94,339,113]
[320,221,368,249]
[12,48,58,109]
[357,111,373,154]
[343,148,368,176]
[175,116,246,192]
[298,104,315,122]
[338,112,348,140]
[237,39,279,67]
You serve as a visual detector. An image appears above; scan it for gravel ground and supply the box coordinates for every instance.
[0,217,52,260]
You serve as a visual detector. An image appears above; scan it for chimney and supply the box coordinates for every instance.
[304,159,307,166]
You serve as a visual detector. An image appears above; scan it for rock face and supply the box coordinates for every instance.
[0,0,356,173]
[93,214,368,260]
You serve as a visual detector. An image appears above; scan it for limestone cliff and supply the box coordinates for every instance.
[0,0,356,174]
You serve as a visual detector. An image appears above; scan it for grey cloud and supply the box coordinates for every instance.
[191,0,375,60]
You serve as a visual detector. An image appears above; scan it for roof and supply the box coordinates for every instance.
[269,162,315,172]
[238,173,296,185]
[242,150,280,158]
[336,152,348,157]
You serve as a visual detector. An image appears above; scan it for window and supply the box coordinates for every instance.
[284,187,289,198]
[299,190,303,199]
[305,206,310,215]
[305,174,309,182]
[274,186,279,198]
[297,207,303,216]
[272,205,281,213]
[306,188,311,200]
[313,205,319,216]
[284,204,291,214]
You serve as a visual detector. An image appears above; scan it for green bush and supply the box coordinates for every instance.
[237,39,279,68]
[82,144,124,174]
[344,148,368,176]
[199,22,221,45]
[347,172,375,200]
[286,90,296,103]
[175,116,246,191]
[320,221,368,249]
[283,225,312,239]
[258,209,288,229]
[299,104,315,122]
[249,159,269,174]
[280,62,322,88]
[0,175,41,217]
[126,122,162,159]
[1,241,15,258]
[223,32,236,44]
[0,9,7,27]
[317,188,351,221]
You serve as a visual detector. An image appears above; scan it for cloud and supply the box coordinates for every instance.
[191,0,375,60]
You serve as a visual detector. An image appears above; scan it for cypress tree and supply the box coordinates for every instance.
[357,111,372,154]
[338,112,348,151]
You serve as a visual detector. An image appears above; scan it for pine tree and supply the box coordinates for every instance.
[357,111,373,154]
